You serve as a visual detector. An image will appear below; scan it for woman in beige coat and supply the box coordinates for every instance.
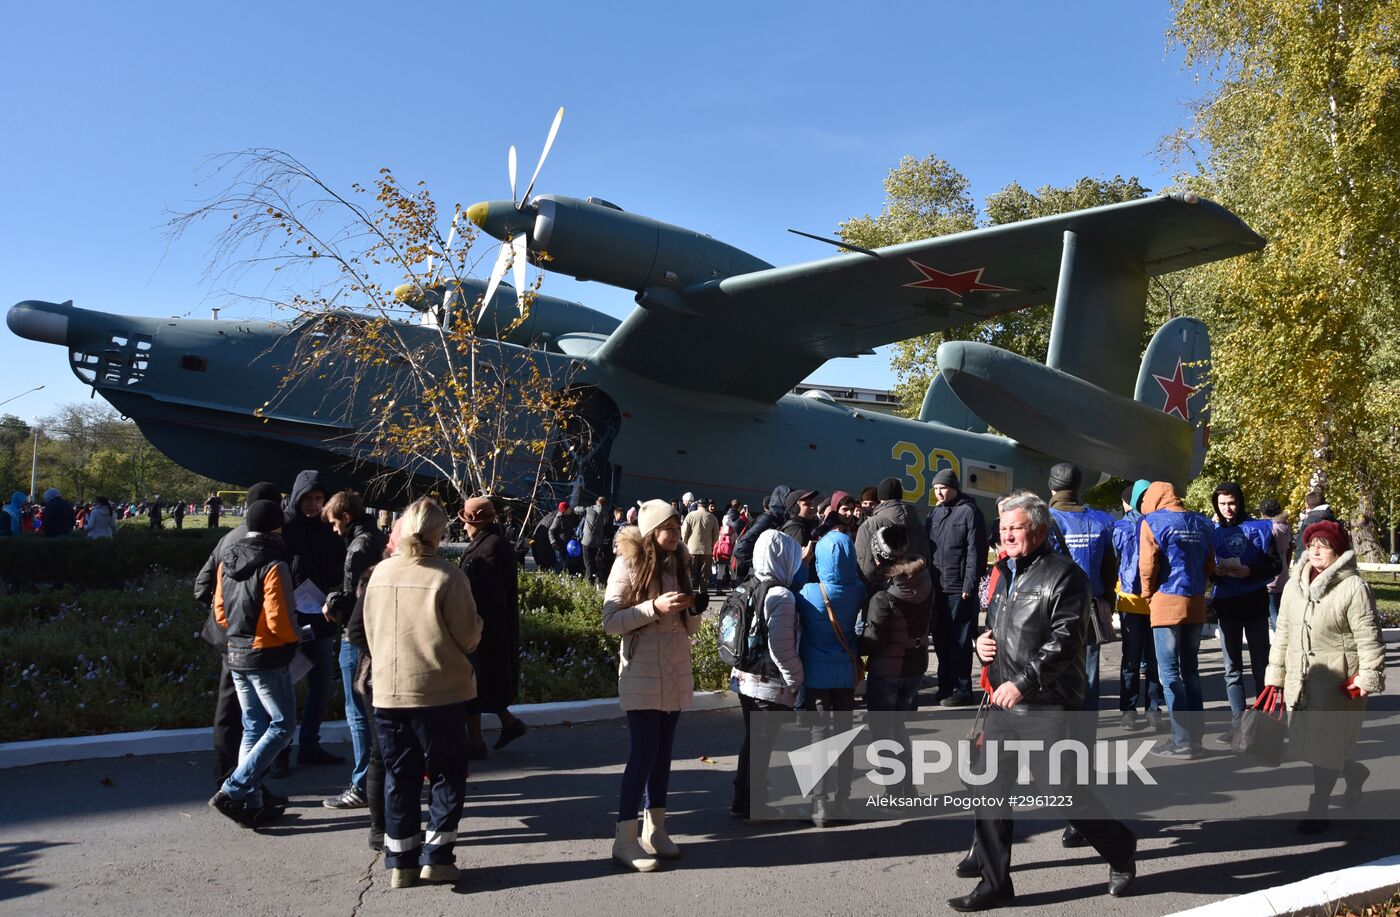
[1265,519,1384,834]
[602,499,701,872]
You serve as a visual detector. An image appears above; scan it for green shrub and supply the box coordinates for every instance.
[1,567,732,741]
[0,530,221,592]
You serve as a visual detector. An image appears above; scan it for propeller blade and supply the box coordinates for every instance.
[511,232,529,312]
[520,106,564,205]
[479,240,513,320]
[508,145,518,207]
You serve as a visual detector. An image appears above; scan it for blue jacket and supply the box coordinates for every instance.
[1113,511,1143,595]
[797,532,867,689]
[1211,518,1277,600]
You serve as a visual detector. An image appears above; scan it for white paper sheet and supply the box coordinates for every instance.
[294,579,326,617]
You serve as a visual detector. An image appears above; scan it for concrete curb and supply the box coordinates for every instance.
[1164,854,1400,917]
[0,689,738,770]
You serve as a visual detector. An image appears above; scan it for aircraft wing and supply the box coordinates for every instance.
[589,194,1263,402]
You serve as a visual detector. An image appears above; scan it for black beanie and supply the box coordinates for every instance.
[245,482,281,506]
[245,500,283,534]
[931,468,958,489]
[1048,462,1082,492]
[877,477,903,501]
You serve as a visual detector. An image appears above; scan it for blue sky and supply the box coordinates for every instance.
[1,1,1205,421]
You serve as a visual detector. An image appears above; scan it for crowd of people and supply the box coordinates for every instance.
[57,456,1373,906]
[0,488,235,536]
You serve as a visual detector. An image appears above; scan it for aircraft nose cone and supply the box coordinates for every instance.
[7,300,72,346]
[466,201,490,228]
[467,200,535,242]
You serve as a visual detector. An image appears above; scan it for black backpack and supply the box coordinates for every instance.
[717,575,779,673]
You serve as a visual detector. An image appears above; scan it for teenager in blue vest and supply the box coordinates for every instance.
[1044,463,1116,850]
[1210,481,1281,741]
[1114,480,1164,731]
[1139,481,1216,758]
[1045,463,1117,707]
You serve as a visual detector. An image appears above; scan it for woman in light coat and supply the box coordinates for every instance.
[1265,519,1385,834]
[602,499,701,871]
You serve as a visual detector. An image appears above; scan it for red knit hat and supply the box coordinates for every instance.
[1302,519,1350,554]
[558,501,569,512]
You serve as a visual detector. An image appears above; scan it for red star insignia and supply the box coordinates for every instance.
[903,259,1016,297]
[1153,358,1197,420]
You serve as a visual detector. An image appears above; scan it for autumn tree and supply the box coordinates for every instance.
[840,156,1150,415]
[167,151,584,515]
[1166,0,1400,556]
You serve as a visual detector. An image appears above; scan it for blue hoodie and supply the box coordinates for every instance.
[3,492,24,536]
[797,532,867,689]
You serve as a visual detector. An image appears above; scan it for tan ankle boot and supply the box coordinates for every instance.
[612,819,659,872]
[641,807,681,859]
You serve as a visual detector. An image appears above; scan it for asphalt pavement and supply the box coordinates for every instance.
[2,641,1397,916]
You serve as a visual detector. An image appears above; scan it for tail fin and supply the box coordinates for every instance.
[1135,317,1211,479]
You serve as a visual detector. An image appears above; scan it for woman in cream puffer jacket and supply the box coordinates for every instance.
[1265,520,1385,833]
[602,500,701,872]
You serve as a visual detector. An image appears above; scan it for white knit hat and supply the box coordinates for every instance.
[637,499,679,537]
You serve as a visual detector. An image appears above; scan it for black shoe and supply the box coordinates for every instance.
[322,785,368,809]
[955,851,980,879]
[269,748,292,778]
[1062,824,1088,848]
[261,788,289,809]
[493,717,529,750]
[468,742,490,761]
[297,745,346,766]
[251,805,286,828]
[1108,863,1136,897]
[1120,711,1144,730]
[1145,710,1167,732]
[208,791,260,828]
[1342,762,1370,808]
[947,886,1015,912]
[941,693,977,708]
[369,827,384,851]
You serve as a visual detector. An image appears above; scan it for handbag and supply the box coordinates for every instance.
[820,583,866,694]
[1089,595,1119,645]
[1232,684,1286,766]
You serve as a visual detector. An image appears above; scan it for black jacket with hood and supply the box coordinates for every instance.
[282,471,345,636]
[855,499,932,585]
[860,557,935,678]
[732,485,791,577]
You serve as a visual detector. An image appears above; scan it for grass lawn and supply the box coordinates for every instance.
[1365,574,1400,626]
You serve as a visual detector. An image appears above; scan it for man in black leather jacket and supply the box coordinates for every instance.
[949,492,1136,912]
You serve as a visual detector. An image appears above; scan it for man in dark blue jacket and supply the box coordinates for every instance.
[925,468,987,706]
[1210,481,1280,741]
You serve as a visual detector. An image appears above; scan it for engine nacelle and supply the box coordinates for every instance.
[529,195,772,292]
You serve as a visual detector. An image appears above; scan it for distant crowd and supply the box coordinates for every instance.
[0,489,240,537]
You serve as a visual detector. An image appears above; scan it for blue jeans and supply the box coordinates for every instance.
[222,667,296,804]
[618,710,680,822]
[1153,623,1203,748]
[376,702,469,870]
[1119,614,1163,713]
[339,641,370,789]
[299,636,334,748]
[865,673,923,712]
[1267,591,1281,631]
[1219,615,1271,722]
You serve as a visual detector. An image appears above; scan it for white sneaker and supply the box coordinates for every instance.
[419,863,461,883]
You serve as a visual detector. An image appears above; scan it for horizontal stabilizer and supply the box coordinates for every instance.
[919,373,988,433]
[937,340,1195,486]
